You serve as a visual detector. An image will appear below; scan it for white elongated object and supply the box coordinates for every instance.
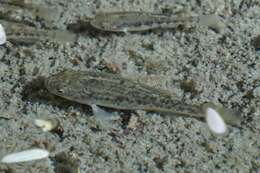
[206,107,227,134]
[1,149,49,163]
[0,24,6,45]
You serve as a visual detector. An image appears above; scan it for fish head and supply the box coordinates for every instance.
[44,69,81,101]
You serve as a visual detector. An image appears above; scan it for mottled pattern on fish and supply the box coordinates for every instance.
[0,1,76,43]
[90,11,198,32]
[0,3,37,25]
[0,1,55,27]
[45,69,204,118]
[0,0,32,7]
[0,20,76,44]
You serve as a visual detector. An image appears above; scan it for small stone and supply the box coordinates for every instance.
[180,79,197,94]
[127,115,138,130]
[54,152,80,173]
[34,118,59,132]
[70,56,83,66]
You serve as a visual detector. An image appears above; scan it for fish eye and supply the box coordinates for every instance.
[57,89,64,94]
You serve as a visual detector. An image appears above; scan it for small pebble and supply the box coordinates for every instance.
[127,115,138,130]
[1,149,49,163]
[0,24,6,45]
[34,118,59,132]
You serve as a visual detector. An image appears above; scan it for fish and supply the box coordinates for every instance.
[0,0,32,7]
[44,69,242,125]
[0,0,74,44]
[89,11,225,32]
[0,20,77,44]
[0,1,56,28]
[90,11,197,32]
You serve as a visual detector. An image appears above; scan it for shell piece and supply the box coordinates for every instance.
[206,107,227,134]
[1,149,49,163]
[34,118,59,132]
[0,24,7,45]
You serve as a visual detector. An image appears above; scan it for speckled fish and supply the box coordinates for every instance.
[0,3,41,25]
[0,0,56,28]
[0,0,32,7]
[45,69,241,125]
[0,20,76,44]
[90,11,199,32]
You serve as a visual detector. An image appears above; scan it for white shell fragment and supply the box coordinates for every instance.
[34,118,59,132]
[1,149,49,163]
[206,107,227,134]
[0,24,6,45]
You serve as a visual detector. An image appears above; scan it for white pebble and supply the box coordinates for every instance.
[34,118,58,132]
[0,24,6,45]
[206,107,227,134]
[1,149,49,163]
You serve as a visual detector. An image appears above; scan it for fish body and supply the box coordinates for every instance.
[90,11,197,32]
[0,20,76,44]
[0,1,56,28]
[0,0,32,7]
[0,1,75,43]
[45,70,242,125]
[45,69,203,118]
[0,3,33,24]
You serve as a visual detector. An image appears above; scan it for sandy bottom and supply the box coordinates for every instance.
[0,0,259,172]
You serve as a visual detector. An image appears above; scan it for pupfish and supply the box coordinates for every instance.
[0,20,76,44]
[0,0,32,7]
[44,69,241,125]
[90,11,224,32]
[0,0,56,28]
[0,3,42,25]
